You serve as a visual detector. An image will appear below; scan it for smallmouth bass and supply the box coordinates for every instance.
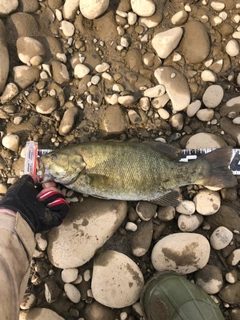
[37,141,237,206]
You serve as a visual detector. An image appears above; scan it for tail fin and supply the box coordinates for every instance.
[199,147,237,188]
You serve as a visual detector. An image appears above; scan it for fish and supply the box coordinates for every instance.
[37,141,237,206]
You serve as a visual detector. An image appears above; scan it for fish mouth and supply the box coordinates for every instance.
[37,158,53,183]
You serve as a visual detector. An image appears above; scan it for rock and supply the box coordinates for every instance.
[171,10,188,25]
[91,250,144,308]
[18,0,39,13]
[16,37,45,64]
[178,213,203,232]
[2,133,19,152]
[186,100,201,117]
[169,113,184,130]
[193,190,221,216]
[19,308,64,320]
[0,20,9,93]
[131,0,155,17]
[74,64,90,78]
[51,60,70,85]
[36,97,57,115]
[64,284,81,303]
[82,301,117,320]
[58,106,78,135]
[185,133,227,149]
[196,109,214,122]
[62,0,79,20]
[61,268,79,283]
[136,201,157,221]
[0,83,19,103]
[226,39,239,57]
[157,206,175,221]
[176,200,195,215]
[35,233,47,251]
[95,62,110,73]
[227,249,240,266]
[151,233,210,274]
[226,270,238,284]
[125,48,143,72]
[131,220,153,257]
[202,84,224,108]
[47,199,127,268]
[20,293,36,310]
[219,282,240,304]
[60,20,75,37]
[0,0,18,16]
[143,85,165,98]
[195,265,223,294]
[13,66,40,89]
[79,0,109,19]
[151,94,169,109]
[139,11,163,28]
[201,70,217,82]
[99,104,128,138]
[154,67,190,111]
[210,226,233,250]
[152,27,183,59]
[179,21,210,64]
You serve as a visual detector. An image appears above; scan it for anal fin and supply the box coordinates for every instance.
[148,190,182,207]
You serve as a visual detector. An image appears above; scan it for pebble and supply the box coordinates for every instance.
[210,226,233,250]
[225,39,239,56]
[58,106,78,136]
[143,85,165,98]
[139,13,162,28]
[79,0,109,19]
[118,95,137,105]
[36,97,58,115]
[157,206,175,221]
[91,250,144,308]
[125,221,138,232]
[13,66,40,89]
[202,84,224,108]
[16,37,46,64]
[178,213,203,232]
[60,21,75,37]
[95,62,110,72]
[2,133,19,152]
[0,0,18,15]
[61,268,79,283]
[152,27,183,59]
[151,94,169,109]
[186,100,201,117]
[35,233,47,251]
[20,293,36,310]
[47,199,127,268]
[201,70,217,82]
[19,308,64,320]
[51,60,70,85]
[154,67,190,111]
[136,201,157,221]
[169,113,184,130]
[219,282,240,304]
[128,110,141,124]
[227,249,240,266]
[0,83,19,103]
[62,0,79,20]
[74,64,90,78]
[196,109,214,121]
[64,283,81,303]
[179,21,210,64]
[176,200,195,215]
[193,190,221,216]
[151,233,210,274]
[130,0,156,17]
[226,270,238,284]
[82,301,116,320]
[131,220,153,257]
[158,108,170,120]
[171,10,188,25]
[185,133,227,149]
[195,265,223,294]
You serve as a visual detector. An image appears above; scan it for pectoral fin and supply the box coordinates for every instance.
[148,190,182,207]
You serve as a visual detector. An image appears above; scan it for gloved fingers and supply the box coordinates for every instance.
[37,187,62,201]
[37,188,69,212]
[9,175,35,192]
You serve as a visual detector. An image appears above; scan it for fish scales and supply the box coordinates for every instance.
[37,141,237,206]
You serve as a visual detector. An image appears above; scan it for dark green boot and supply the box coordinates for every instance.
[140,271,225,320]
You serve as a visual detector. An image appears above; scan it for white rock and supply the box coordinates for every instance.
[139,16,161,28]
[0,83,19,103]
[74,64,90,78]
[125,221,138,231]
[210,226,233,250]
[60,21,75,37]
[79,0,109,19]
[152,27,183,59]
[186,100,201,117]
[176,200,195,215]
[151,94,169,109]
[63,0,79,20]
[151,233,210,274]
[226,39,239,57]
[130,0,155,17]
[118,95,136,105]
[19,308,64,320]
[91,250,144,308]
[211,1,225,11]
[196,109,214,121]
[61,268,79,283]
[64,284,81,303]
[233,31,240,39]
[158,108,170,119]
[143,85,165,98]
[186,133,227,149]
[171,10,188,25]
[227,249,240,266]
[201,70,217,82]
[225,270,238,283]
[193,189,221,216]
[104,93,118,105]
[20,293,36,310]
[95,62,110,72]
[91,75,101,85]
[0,0,18,15]
[154,67,190,111]
[128,12,137,25]
[2,133,19,152]
[47,199,127,268]
[178,213,203,232]
[140,97,150,111]
[202,85,224,108]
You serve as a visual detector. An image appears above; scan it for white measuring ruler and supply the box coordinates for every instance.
[24,141,240,175]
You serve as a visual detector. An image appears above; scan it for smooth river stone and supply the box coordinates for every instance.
[47,198,127,269]
[91,250,144,308]
[151,233,210,274]
[79,0,109,19]
[130,0,155,17]
[154,67,190,111]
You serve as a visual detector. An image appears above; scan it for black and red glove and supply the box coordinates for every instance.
[0,175,69,233]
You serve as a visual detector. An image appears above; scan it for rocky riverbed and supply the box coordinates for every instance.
[1,0,240,319]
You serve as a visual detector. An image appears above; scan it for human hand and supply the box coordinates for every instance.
[0,175,69,233]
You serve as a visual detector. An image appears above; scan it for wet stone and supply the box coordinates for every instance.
[219,282,240,304]
[195,265,223,294]
[136,201,157,221]
[131,220,153,257]
[157,206,175,222]
[227,249,240,266]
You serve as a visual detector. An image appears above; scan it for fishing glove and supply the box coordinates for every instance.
[0,175,69,233]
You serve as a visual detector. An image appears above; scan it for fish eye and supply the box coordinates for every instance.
[50,154,57,161]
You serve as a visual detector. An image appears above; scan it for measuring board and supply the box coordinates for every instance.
[24,141,240,175]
